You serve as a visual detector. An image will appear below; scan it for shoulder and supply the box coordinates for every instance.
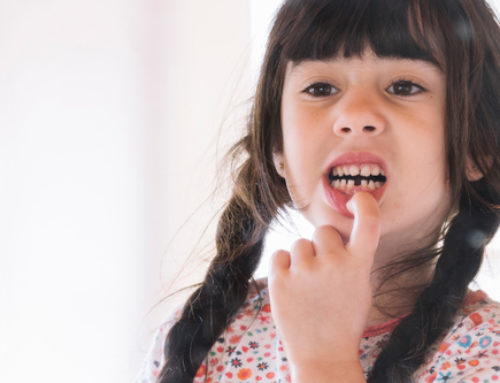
[415,290,500,382]
[135,279,271,383]
[134,306,183,383]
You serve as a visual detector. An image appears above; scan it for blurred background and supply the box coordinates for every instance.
[1,1,499,382]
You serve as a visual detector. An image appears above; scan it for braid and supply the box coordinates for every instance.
[369,180,500,383]
[157,149,285,382]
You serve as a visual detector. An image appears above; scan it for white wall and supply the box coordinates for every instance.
[0,0,254,382]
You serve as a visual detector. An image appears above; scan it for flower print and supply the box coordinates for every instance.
[441,361,451,370]
[229,335,242,344]
[226,346,236,356]
[457,335,472,348]
[438,342,451,353]
[257,362,268,371]
[230,358,242,368]
[479,335,492,349]
[237,368,252,380]
[266,372,275,379]
[195,364,206,378]
[467,359,479,367]
[437,371,452,381]
[454,358,466,370]
[470,312,483,326]
[477,351,488,358]
[249,341,259,349]
[258,314,270,325]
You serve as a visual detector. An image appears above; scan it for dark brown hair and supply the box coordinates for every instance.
[158,0,500,382]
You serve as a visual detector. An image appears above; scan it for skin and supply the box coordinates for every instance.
[268,50,452,381]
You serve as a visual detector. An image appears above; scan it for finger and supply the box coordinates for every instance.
[269,249,291,274]
[311,225,344,257]
[346,191,381,260]
[289,238,315,267]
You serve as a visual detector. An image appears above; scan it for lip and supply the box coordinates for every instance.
[323,152,388,218]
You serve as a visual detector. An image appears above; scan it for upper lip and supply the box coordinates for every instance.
[325,151,388,176]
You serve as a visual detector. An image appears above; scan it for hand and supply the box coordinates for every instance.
[267,192,380,379]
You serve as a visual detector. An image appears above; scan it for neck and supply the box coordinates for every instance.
[366,245,438,328]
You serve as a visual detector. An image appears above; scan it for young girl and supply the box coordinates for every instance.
[137,0,500,382]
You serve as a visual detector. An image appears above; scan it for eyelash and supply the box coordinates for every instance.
[302,80,426,97]
[386,79,426,96]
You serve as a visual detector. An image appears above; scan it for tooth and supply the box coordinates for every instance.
[381,169,385,176]
[349,165,360,176]
[337,166,344,176]
[343,165,349,175]
[360,165,371,177]
[340,179,347,188]
[361,179,368,187]
[375,182,382,189]
[371,165,381,176]
[334,180,340,189]
[368,180,376,190]
[347,179,354,189]
[332,167,338,176]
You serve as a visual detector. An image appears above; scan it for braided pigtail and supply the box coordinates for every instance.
[369,180,500,383]
[157,158,281,382]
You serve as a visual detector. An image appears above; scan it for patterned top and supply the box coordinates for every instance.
[136,282,500,383]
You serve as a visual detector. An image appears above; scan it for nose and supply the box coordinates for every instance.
[332,92,386,137]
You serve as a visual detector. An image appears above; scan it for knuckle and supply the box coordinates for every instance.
[290,238,312,252]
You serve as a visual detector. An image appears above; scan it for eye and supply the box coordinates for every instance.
[386,80,425,96]
[302,82,338,97]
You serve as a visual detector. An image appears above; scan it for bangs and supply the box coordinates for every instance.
[279,0,448,67]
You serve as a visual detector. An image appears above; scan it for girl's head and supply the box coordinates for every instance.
[250,0,500,242]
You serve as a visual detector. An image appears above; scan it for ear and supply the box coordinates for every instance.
[272,152,286,178]
[465,157,484,182]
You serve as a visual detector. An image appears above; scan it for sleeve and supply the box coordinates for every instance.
[415,308,500,382]
[134,308,182,383]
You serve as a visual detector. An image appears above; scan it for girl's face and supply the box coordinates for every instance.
[279,50,451,254]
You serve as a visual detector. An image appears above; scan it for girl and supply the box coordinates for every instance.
[137,0,500,382]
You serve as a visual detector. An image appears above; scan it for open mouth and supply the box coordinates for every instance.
[328,164,387,193]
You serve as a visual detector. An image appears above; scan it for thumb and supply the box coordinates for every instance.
[346,191,381,261]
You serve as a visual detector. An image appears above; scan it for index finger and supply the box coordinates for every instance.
[346,191,381,260]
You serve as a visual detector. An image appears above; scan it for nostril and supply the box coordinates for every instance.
[340,127,351,133]
[363,125,376,132]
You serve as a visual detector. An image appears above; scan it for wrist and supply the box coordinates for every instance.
[291,360,366,383]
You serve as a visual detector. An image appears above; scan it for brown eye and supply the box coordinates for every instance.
[387,80,425,96]
[303,82,338,97]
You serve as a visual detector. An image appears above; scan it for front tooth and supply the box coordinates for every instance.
[347,179,354,190]
[349,165,360,176]
[337,166,344,176]
[368,180,376,190]
[360,165,371,177]
[343,165,349,175]
[340,179,347,188]
[361,179,368,187]
[371,165,381,176]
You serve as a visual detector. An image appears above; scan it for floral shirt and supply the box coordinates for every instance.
[136,282,500,383]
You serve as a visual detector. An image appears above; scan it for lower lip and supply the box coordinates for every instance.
[322,177,386,218]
